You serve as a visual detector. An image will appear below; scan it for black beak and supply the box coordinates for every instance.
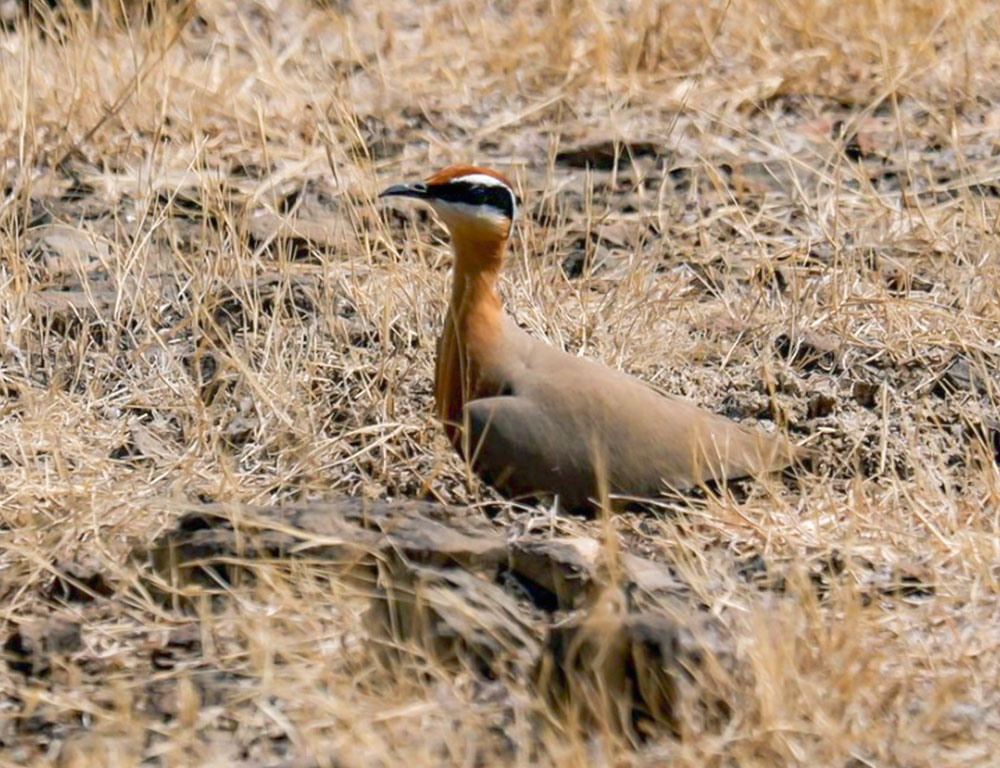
[379,181,429,199]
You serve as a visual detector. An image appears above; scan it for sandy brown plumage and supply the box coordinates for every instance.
[382,165,804,511]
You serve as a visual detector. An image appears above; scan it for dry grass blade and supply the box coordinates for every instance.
[1,0,1000,765]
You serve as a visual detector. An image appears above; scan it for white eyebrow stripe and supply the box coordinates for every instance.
[451,173,510,189]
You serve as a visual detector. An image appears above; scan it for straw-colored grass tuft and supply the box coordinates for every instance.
[1,0,1000,764]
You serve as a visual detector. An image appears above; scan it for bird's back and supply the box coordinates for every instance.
[465,320,796,508]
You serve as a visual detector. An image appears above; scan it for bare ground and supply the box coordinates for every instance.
[1,0,1000,765]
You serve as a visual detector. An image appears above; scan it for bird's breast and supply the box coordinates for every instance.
[433,308,511,445]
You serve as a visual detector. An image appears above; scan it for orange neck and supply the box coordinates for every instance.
[435,227,507,444]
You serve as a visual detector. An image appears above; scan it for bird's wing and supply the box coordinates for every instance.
[462,395,599,511]
[531,354,797,489]
[475,333,800,500]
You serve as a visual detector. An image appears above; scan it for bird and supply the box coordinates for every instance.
[380,164,805,513]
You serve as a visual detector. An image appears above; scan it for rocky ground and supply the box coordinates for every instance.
[1,0,1000,765]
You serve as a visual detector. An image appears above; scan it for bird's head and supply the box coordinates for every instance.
[380,165,518,243]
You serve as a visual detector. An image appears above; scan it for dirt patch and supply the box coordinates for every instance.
[1,0,1000,765]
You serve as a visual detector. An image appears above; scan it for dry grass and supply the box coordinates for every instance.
[2,0,1000,764]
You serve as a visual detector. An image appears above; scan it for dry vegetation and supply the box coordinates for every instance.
[2,0,1000,764]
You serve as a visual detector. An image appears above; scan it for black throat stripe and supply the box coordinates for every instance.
[428,181,516,219]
